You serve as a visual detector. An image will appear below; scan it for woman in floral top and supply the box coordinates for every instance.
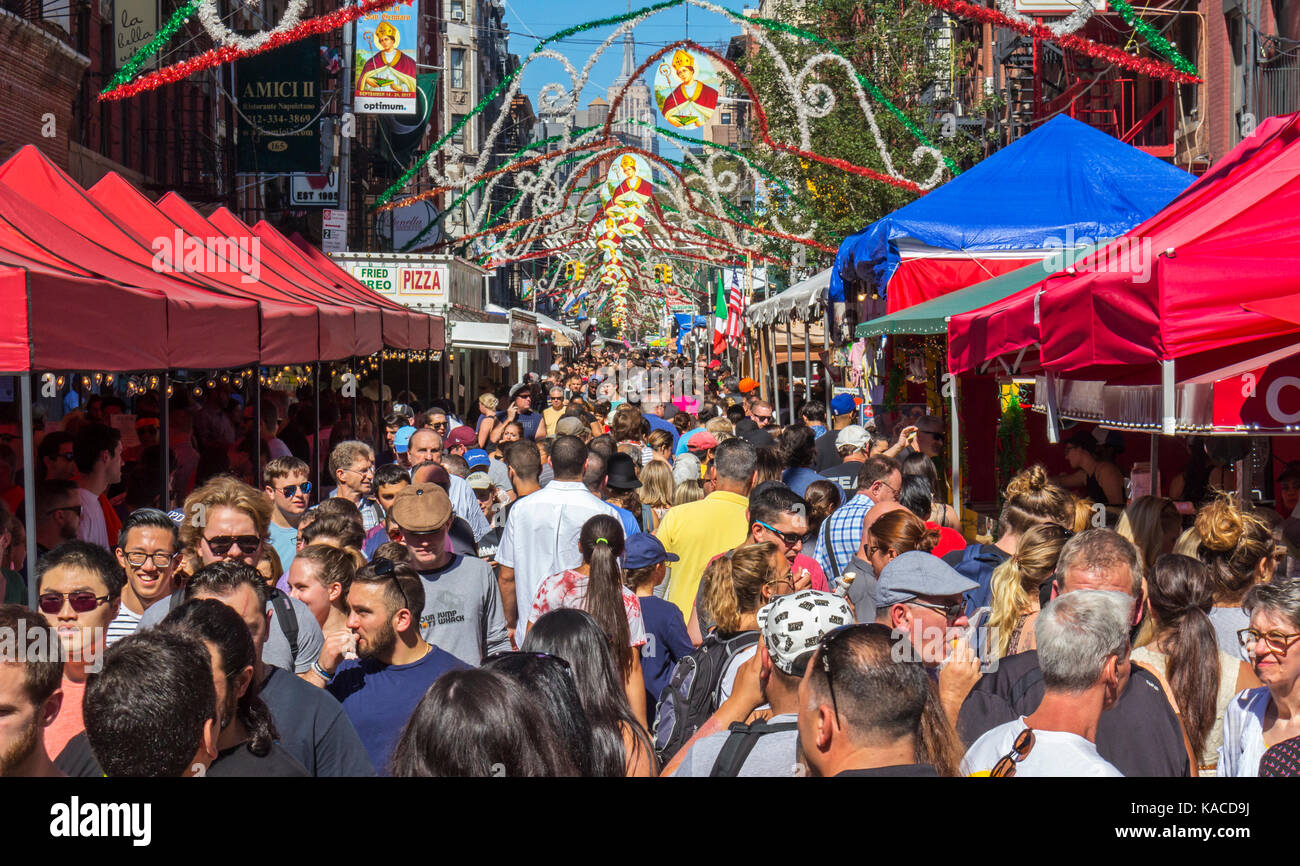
[529,515,649,725]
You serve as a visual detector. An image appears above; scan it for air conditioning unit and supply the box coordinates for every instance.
[451,9,465,20]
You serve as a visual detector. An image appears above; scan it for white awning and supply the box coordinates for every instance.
[449,320,511,351]
[746,268,831,327]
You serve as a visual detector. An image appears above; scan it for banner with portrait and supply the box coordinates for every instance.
[653,47,719,130]
[354,0,420,115]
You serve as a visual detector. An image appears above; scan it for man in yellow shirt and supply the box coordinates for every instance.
[542,386,567,436]
[656,438,758,618]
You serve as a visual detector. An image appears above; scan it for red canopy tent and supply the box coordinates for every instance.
[949,112,1300,382]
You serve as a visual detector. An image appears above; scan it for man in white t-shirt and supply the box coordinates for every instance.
[73,424,123,550]
[962,590,1131,777]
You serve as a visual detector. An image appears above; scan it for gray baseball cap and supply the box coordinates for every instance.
[876,551,978,607]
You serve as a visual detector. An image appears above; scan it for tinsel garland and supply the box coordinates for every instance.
[104,0,202,92]
[915,0,1200,84]
[198,0,308,53]
[100,0,404,100]
[996,0,1095,36]
[1107,0,1199,76]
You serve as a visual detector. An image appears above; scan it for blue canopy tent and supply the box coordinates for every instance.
[830,116,1194,313]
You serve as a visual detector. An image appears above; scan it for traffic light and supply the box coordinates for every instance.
[574,262,586,280]
[663,264,673,284]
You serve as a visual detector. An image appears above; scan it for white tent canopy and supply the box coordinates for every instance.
[746,267,830,326]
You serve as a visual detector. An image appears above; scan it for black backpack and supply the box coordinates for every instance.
[709,718,800,777]
[652,629,759,767]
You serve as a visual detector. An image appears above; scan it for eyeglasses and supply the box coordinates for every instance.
[430,421,448,430]
[755,520,810,547]
[38,590,113,614]
[991,727,1035,777]
[341,465,375,476]
[276,482,312,497]
[907,597,966,621]
[1238,627,1300,657]
[56,452,76,462]
[753,414,772,424]
[123,551,179,568]
[202,535,262,556]
[371,557,411,612]
[47,505,82,517]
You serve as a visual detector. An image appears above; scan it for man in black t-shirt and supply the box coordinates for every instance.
[958,529,1190,777]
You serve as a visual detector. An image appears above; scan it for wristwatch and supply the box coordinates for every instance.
[311,661,336,683]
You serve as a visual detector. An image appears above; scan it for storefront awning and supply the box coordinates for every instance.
[747,268,830,327]
[449,320,511,352]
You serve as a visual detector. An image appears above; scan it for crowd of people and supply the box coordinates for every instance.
[2,347,1300,778]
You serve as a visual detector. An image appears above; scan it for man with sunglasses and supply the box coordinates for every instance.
[961,590,1128,776]
[37,432,77,483]
[107,508,180,645]
[140,476,325,679]
[797,622,942,776]
[35,540,123,759]
[325,558,469,774]
[959,529,1190,777]
[264,456,313,581]
[873,551,981,722]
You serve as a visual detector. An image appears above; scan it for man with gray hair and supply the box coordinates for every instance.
[961,590,1131,776]
[959,529,1189,776]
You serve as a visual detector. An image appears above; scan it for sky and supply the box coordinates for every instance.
[500,0,748,132]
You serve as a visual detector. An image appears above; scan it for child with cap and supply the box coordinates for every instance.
[393,426,417,467]
[622,533,694,712]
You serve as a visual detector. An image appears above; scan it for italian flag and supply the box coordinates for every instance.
[713,271,727,355]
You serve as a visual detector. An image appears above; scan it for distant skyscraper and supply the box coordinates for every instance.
[608,8,656,157]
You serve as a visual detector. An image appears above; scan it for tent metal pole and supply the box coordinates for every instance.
[785,318,794,421]
[160,372,170,510]
[351,358,358,439]
[21,372,37,608]
[803,316,812,417]
[1149,433,1159,499]
[313,363,321,494]
[376,352,384,455]
[823,306,832,429]
[768,324,780,421]
[949,372,962,521]
[253,372,262,489]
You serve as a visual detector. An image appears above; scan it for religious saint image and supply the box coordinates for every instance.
[355,9,420,114]
[653,48,719,129]
[601,153,654,233]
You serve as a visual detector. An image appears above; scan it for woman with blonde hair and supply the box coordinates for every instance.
[672,479,704,506]
[698,541,793,707]
[987,522,1070,658]
[1196,495,1276,659]
[639,460,674,531]
[476,393,499,448]
[1118,495,1181,576]
[646,429,674,465]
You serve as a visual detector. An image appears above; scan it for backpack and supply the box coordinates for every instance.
[652,629,759,767]
[167,584,299,662]
[709,718,800,777]
[953,543,1005,615]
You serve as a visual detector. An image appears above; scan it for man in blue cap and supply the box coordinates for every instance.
[621,533,693,712]
[391,426,417,469]
[873,550,982,722]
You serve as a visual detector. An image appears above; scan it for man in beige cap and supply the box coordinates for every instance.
[386,482,511,666]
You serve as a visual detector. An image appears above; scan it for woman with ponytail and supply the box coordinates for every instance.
[1195,496,1276,659]
[1133,554,1259,775]
[699,541,792,706]
[987,522,1070,658]
[528,514,649,725]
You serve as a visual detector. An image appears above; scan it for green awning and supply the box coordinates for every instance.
[854,246,1097,340]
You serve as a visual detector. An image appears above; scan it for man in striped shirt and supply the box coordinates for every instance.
[106,509,180,646]
[812,456,901,589]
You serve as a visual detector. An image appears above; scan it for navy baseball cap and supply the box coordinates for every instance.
[624,533,679,569]
[465,448,491,470]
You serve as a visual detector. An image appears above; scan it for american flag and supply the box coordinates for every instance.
[724,269,747,347]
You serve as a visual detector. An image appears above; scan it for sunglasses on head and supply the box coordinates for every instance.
[203,535,261,555]
[817,623,895,727]
[371,557,411,612]
[277,482,312,497]
[38,590,112,614]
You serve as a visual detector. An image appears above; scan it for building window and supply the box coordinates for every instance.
[452,113,466,147]
[720,112,732,125]
[451,48,466,89]
[449,0,465,20]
